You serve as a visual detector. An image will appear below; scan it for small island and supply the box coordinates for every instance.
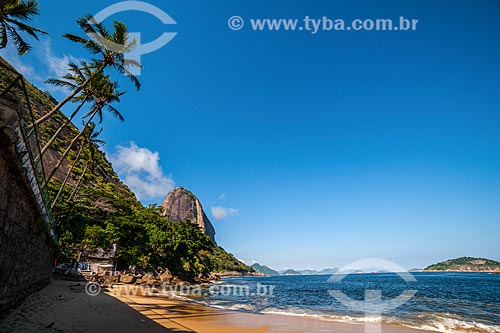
[424,257,500,273]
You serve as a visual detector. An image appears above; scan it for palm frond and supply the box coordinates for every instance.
[45,78,78,89]
[112,20,127,45]
[6,24,30,54]
[6,18,47,39]
[4,0,39,20]
[106,104,124,121]
[0,24,7,48]
[62,33,102,54]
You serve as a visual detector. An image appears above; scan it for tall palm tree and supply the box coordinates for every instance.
[39,62,105,158]
[0,0,47,55]
[46,75,124,183]
[51,122,103,209]
[66,129,104,203]
[34,15,141,126]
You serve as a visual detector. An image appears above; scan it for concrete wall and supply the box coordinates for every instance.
[0,110,53,316]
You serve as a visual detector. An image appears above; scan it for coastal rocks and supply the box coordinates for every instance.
[142,274,161,286]
[160,187,216,242]
[159,270,172,283]
[119,274,136,284]
[123,273,163,286]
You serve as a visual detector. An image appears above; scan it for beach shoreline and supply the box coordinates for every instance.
[0,279,437,333]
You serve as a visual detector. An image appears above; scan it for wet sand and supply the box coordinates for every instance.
[0,280,436,333]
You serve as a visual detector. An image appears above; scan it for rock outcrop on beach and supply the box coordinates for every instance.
[161,187,216,242]
[424,257,500,272]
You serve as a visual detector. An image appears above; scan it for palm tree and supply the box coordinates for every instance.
[51,122,103,208]
[66,129,104,203]
[46,75,124,183]
[0,0,47,54]
[34,15,141,126]
[39,62,105,158]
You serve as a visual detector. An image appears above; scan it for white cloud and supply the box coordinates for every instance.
[218,193,227,200]
[1,38,81,95]
[1,45,42,81]
[108,142,175,202]
[211,206,238,220]
[40,39,80,78]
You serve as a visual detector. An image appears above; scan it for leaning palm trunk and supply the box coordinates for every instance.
[34,64,104,126]
[46,110,98,183]
[67,160,91,202]
[50,140,87,209]
[38,97,88,159]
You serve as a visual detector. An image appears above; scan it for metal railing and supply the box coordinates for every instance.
[0,63,56,240]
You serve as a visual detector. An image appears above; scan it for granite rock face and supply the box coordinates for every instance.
[160,187,216,242]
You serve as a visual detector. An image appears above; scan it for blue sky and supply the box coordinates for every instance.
[2,0,500,270]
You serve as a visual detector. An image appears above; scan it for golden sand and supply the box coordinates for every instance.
[0,280,435,333]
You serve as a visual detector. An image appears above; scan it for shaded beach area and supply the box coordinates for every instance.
[0,280,435,333]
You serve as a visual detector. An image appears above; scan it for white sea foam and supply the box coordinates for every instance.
[401,314,500,333]
[261,308,382,323]
[240,306,500,333]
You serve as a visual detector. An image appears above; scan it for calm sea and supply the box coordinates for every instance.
[198,272,500,333]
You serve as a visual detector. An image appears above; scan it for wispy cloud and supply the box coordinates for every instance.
[0,37,80,95]
[211,206,238,220]
[0,45,42,81]
[108,141,175,202]
[40,39,80,78]
[218,193,227,200]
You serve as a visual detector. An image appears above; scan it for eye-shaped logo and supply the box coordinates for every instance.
[90,1,177,75]
[328,258,417,333]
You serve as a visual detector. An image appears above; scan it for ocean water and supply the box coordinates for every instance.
[199,273,500,333]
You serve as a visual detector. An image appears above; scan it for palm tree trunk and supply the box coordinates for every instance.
[46,109,97,183]
[67,160,90,203]
[38,97,87,160]
[34,64,104,126]
[50,140,87,209]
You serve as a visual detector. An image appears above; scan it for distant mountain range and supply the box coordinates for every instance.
[252,257,500,277]
[296,268,339,275]
[251,263,339,276]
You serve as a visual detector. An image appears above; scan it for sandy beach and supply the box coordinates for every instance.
[0,280,436,333]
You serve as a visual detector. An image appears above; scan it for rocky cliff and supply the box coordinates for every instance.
[161,187,216,242]
[0,56,141,215]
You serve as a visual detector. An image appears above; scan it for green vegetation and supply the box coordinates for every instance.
[51,122,103,208]
[0,9,254,281]
[68,205,213,278]
[34,14,140,126]
[52,200,253,279]
[0,0,47,55]
[425,257,500,272]
[208,246,255,273]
